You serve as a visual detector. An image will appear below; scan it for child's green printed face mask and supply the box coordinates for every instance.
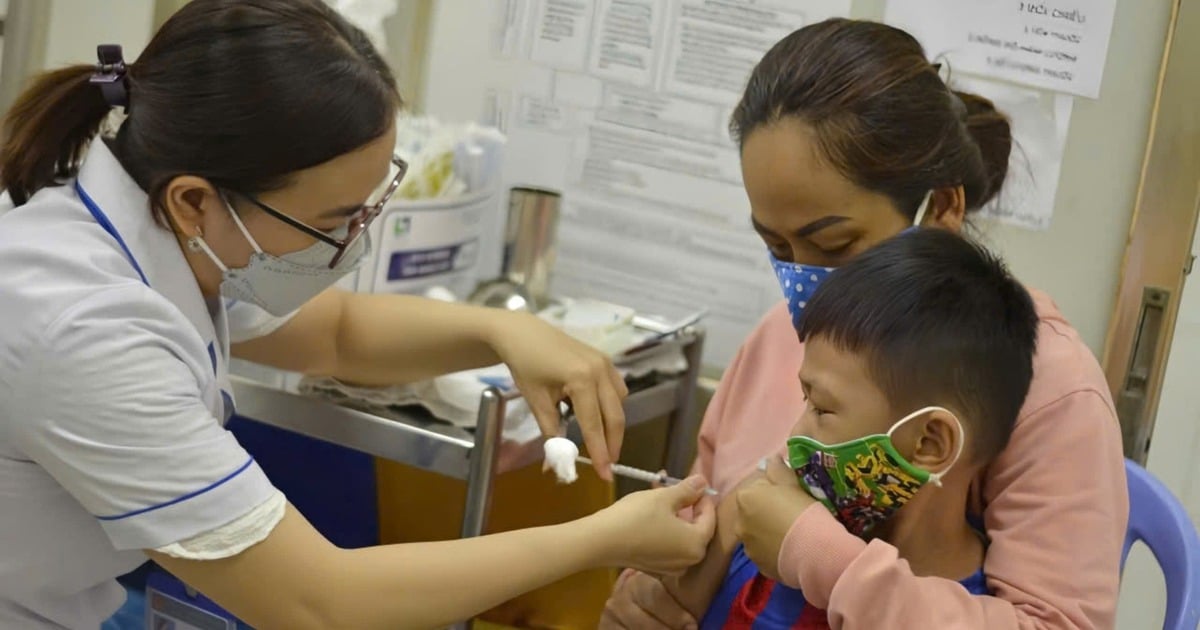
[786,406,964,537]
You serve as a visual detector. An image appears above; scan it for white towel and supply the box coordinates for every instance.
[299,340,687,441]
[298,298,694,439]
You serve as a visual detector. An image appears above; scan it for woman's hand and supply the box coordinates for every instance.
[487,310,629,479]
[600,571,696,629]
[734,455,815,581]
[589,476,717,576]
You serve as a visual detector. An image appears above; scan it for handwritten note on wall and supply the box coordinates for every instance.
[886,0,1117,98]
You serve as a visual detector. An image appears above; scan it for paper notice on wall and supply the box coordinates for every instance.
[662,1,807,104]
[491,0,530,58]
[952,75,1073,231]
[589,0,667,87]
[477,0,849,365]
[885,0,1117,99]
[529,0,597,71]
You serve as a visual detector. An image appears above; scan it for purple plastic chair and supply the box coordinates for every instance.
[1122,459,1200,630]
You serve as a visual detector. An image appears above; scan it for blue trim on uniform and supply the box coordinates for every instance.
[96,457,256,521]
[220,390,236,423]
[74,181,149,286]
[207,342,218,374]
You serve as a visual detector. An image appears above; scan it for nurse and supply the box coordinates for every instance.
[0,1,714,628]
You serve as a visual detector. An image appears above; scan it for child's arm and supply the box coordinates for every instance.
[661,487,743,619]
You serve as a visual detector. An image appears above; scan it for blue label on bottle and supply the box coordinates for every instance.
[386,242,474,281]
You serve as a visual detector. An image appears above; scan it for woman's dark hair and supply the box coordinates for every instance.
[0,0,401,213]
[731,19,1012,219]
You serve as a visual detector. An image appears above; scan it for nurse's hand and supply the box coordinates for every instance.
[592,476,716,576]
[734,455,814,581]
[489,311,629,480]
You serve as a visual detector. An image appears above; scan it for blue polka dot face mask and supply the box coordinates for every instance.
[769,260,834,328]
[770,191,933,327]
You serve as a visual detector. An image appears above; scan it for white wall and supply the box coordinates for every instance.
[381,0,432,111]
[42,0,155,69]
[0,0,154,133]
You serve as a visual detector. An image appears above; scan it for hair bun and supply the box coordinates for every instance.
[952,90,1012,209]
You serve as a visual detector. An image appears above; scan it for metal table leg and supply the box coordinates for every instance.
[451,387,506,630]
[461,387,505,538]
[664,329,706,479]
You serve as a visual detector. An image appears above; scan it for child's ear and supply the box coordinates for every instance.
[910,409,964,471]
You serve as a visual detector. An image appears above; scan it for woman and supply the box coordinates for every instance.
[603,19,1127,629]
[0,2,715,628]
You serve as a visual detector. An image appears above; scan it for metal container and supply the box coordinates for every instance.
[468,186,562,311]
[501,186,561,307]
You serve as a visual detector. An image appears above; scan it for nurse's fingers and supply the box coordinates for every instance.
[565,381,613,481]
[610,363,630,398]
[597,369,627,463]
[688,492,717,538]
[526,388,565,444]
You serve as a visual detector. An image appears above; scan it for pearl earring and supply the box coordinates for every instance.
[186,227,204,252]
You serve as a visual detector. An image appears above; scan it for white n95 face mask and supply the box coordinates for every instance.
[189,200,371,316]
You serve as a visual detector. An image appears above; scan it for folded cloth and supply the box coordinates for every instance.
[297,367,539,441]
[298,338,688,441]
[299,298,696,440]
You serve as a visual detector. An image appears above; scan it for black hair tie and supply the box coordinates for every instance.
[90,44,129,109]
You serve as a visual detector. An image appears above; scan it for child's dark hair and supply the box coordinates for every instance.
[797,229,1038,461]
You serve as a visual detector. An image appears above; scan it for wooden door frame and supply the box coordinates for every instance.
[1102,0,1200,462]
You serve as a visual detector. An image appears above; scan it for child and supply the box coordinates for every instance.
[665,229,1040,628]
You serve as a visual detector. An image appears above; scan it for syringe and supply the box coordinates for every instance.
[577,456,718,496]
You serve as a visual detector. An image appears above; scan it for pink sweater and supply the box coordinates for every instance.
[695,290,1128,629]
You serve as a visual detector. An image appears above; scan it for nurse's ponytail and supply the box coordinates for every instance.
[0,65,112,205]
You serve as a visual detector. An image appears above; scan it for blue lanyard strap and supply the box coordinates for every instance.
[74,181,226,389]
[74,180,149,286]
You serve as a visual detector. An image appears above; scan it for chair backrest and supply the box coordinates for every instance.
[1122,459,1200,630]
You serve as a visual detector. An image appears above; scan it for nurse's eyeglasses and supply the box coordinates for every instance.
[227,155,408,268]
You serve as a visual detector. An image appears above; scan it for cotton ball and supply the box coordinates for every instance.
[424,286,458,303]
[543,437,579,484]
